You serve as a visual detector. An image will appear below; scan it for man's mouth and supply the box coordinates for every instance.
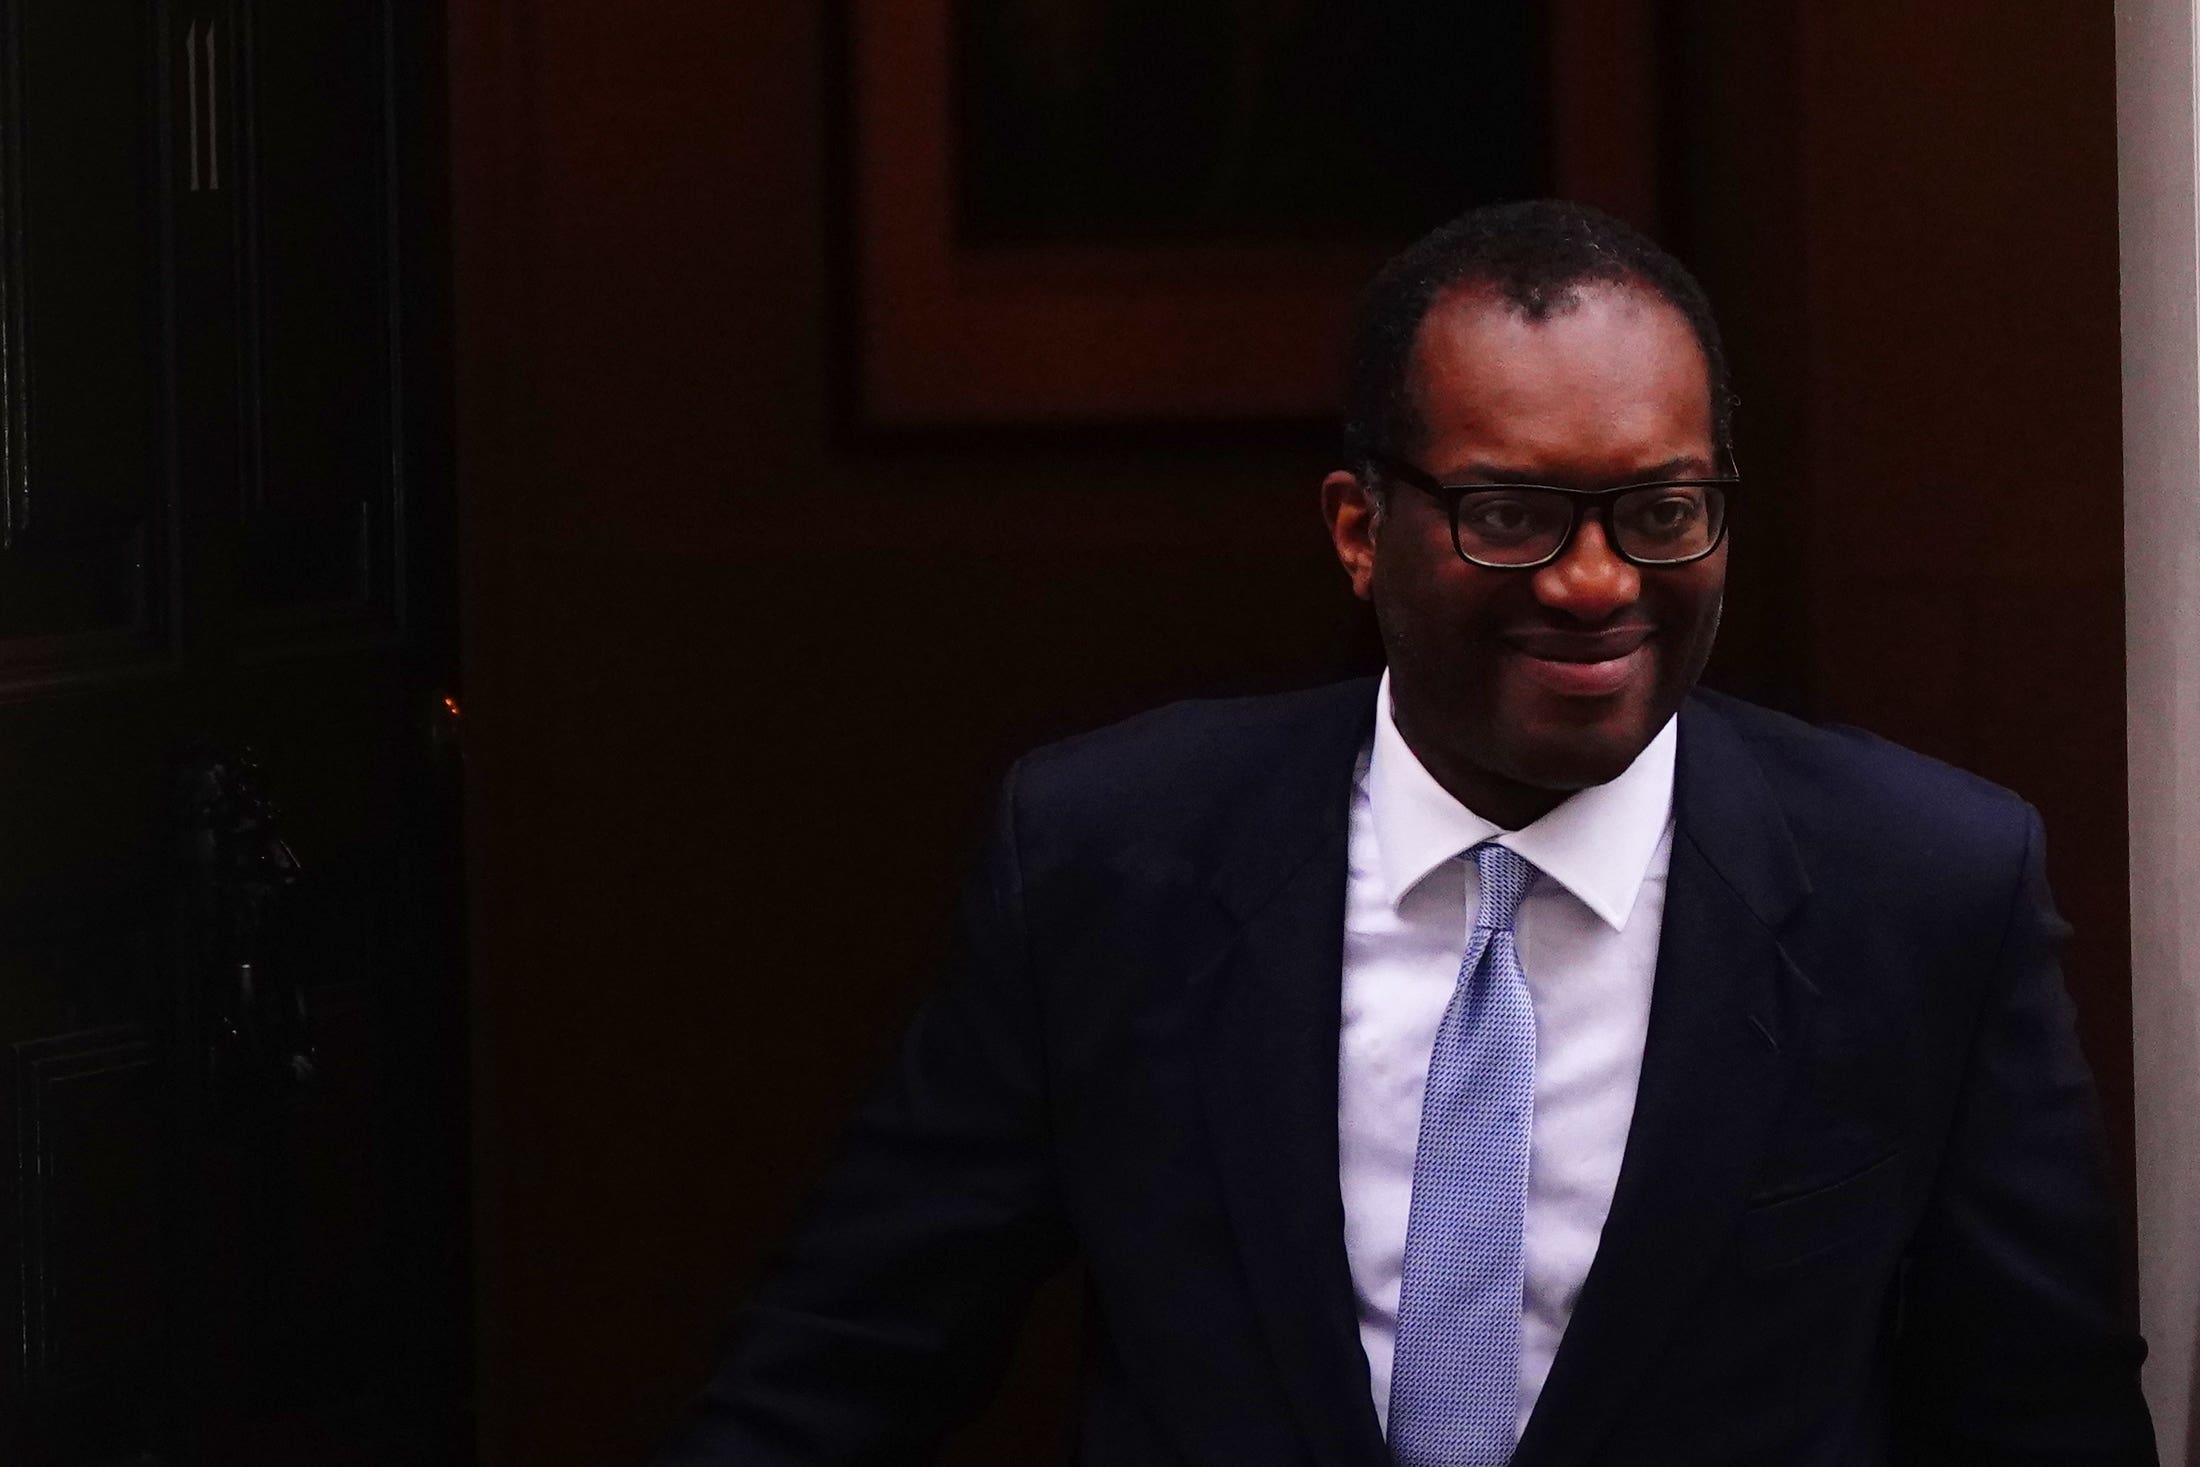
[1500,624,1656,697]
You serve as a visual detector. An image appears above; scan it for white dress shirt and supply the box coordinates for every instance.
[1340,672,1676,1440]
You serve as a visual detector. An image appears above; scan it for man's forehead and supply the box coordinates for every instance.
[1408,279,1715,468]
[1419,274,1697,351]
[1415,281,1706,385]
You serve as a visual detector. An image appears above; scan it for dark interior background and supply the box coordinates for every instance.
[447,3,2126,1463]
[953,3,1547,246]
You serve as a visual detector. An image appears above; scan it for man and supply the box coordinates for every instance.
[655,201,2155,1464]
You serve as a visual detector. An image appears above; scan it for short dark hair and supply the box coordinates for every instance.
[1340,199,1733,481]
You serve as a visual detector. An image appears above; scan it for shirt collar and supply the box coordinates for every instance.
[1365,669,1677,931]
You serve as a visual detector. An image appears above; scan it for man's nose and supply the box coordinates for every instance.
[1531,515,1640,621]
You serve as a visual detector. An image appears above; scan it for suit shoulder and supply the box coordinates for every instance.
[1005,678,1373,851]
[1694,689,2036,860]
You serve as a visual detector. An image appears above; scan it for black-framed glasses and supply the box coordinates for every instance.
[1372,451,1739,570]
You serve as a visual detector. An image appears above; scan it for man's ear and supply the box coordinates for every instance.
[1320,470,1380,602]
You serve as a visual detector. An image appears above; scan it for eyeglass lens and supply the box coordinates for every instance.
[1452,484,1728,566]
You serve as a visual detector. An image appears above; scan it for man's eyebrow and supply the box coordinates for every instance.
[1432,454,1719,485]
[1634,454,1720,479]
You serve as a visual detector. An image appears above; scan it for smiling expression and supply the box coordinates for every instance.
[1322,278,1728,828]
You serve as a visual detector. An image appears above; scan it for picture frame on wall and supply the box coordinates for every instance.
[840,1,1658,431]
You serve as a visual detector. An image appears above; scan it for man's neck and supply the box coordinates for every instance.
[1389,713,1570,832]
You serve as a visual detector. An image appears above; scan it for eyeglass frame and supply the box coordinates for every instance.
[1368,450,1741,570]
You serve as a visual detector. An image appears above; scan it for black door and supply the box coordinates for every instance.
[0,1,465,1462]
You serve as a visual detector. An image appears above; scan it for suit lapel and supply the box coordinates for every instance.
[1194,681,1393,1467]
[1513,696,1817,1467]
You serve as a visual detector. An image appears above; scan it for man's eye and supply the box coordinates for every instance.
[1459,496,1551,542]
[1623,493,1705,538]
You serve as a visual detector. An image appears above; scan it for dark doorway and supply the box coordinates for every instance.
[0,1,464,1462]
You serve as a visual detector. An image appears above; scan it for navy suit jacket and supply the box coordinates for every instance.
[655,680,2155,1465]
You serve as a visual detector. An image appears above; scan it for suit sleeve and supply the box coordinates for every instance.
[651,765,1076,1465]
[1890,805,2158,1464]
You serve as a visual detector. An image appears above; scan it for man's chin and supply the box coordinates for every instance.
[1491,719,1655,794]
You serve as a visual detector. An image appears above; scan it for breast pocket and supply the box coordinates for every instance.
[1733,1150,1904,1275]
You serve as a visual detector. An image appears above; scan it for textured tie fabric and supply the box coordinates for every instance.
[1387,841,1540,1467]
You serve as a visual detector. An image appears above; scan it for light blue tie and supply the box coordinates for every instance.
[1387,841,1539,1467]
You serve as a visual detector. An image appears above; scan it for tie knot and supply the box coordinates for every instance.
[1470,842,1537,931]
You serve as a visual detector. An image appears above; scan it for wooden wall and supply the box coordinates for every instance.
[451,4,1365,1462]
[1667,0,2132,1189]
[450,3,2128,1462]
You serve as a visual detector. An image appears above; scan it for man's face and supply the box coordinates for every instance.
[1322,280,1727,820]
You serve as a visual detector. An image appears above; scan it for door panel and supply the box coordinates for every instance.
[0,11,177,1448]
[3,0,171,666]
[0,0,461,1462]
[9,1027,161,1457]
[239,0,396,625]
